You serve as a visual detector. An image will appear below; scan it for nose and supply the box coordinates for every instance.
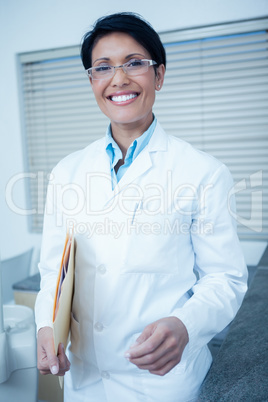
[111,66,130,86]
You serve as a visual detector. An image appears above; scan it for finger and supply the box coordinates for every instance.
[131,348,180,371]
[130,337,177,369]
[44,339,59,375]
[149,359,177,376]
[57,343,71,373]
[130,324,155,348]
[129,326,183,370]
[39,339,59,375]
[130,346,165,368]
[126,328,165,359]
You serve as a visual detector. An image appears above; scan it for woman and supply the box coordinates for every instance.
[35,12,248,402]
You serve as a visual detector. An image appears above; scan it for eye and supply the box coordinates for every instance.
[94,65,112,72]
[127,59,144,67]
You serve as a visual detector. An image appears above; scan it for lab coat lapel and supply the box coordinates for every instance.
[90,143,115,206]
[114,122,168,194]
[93,122,168,206]
[114,150,152,193]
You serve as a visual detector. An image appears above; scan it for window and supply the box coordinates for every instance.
[18,18,268,238]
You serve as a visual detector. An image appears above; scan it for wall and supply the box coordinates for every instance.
[0,0,267,262]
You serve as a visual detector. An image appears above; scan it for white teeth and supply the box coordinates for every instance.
[111,94,137,102]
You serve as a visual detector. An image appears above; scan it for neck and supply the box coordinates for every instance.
[110,114,154,158]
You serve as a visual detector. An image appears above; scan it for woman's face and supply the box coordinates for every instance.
[90,32,165,132]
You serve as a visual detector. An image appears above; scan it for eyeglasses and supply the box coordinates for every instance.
[86,59,157,80]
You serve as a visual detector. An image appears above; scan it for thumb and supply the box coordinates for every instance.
[47,342,59,375]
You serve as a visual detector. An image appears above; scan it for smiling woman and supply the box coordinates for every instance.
[35,12,248,402]
[87,32,165,145]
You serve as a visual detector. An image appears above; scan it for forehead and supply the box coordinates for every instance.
[91,32,150,62]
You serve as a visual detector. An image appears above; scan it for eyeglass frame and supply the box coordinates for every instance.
[86,59,158,80]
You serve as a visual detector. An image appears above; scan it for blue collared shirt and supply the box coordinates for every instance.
[105,117,157,189]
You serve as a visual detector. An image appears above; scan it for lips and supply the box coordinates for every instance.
[107,92,140,103]
[111,93,137,102]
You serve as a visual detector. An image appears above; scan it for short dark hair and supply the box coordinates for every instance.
[80,12,166,71]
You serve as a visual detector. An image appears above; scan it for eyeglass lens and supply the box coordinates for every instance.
[89,60,154,80]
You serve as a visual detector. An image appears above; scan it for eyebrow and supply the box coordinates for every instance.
[92,53,146,65]
[126,53,146,59]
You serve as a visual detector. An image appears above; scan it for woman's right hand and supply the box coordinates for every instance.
[37,326,71,376]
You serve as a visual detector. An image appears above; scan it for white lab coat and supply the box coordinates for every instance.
[35,122,248,402]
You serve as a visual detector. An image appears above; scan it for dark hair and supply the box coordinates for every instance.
[80,12,166,71]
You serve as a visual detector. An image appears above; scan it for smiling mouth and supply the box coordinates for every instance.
[108,93,139,102]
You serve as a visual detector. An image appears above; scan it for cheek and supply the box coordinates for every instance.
[143,85,156,106]
[92,86,108,112]
[92,82,105,100]
[140,77,157,103]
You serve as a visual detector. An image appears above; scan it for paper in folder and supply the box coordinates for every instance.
[52,229,75,386]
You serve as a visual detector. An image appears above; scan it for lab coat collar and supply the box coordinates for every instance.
[92,121,168,202]
[147,121,168,153]
[115,122,168,191]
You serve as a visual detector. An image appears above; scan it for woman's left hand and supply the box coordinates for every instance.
[124,317,189,376]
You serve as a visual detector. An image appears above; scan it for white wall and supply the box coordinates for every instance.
[0,0,267,261]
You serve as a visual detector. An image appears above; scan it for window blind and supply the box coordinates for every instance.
[19,48,109,230]
[18,19,268,238]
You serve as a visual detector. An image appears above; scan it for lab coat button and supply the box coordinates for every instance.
[94,322,104,332]
[101,371,110,379]
[98,264,106,274]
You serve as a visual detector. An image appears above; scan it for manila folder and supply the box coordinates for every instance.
[53,234,75,357]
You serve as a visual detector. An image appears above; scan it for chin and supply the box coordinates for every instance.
[109,113,141,125]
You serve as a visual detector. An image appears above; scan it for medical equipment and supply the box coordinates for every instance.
[0,258,38,402]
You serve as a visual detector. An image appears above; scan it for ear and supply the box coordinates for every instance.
[155,64,165,91]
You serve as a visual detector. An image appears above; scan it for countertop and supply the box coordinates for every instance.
[198,251,268,401]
